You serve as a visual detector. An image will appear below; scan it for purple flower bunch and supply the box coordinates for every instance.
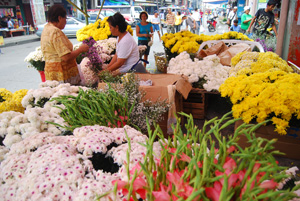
[255,38,274,52]
[82,37,103,72]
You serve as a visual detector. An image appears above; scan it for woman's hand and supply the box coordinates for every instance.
[79,44,89,53]
[102,63,108,70]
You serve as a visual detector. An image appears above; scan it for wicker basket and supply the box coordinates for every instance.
[154,52,168,73]
[288,61,300,74]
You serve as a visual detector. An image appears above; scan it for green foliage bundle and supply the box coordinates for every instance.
[49,87,134,131]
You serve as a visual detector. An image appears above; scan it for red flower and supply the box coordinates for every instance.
[227,145,236,154]
[259,179,278,189]
[205,181,222,201]
[153,183,171,201]
[179,153,191,163]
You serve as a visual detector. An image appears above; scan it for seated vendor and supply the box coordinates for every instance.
[103,12,147,74]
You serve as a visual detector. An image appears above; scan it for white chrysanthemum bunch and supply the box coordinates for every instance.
[168,51,231,91]
[0,81,90,149]
[22,81,89,109]
[0,124,161,201]
[24,46,45,68]
[94,38,117,63]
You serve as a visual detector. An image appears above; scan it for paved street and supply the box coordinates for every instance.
[0,17,228,93]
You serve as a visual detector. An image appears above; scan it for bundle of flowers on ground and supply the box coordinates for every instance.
[76,17,133,42]
[111,113,300,200]
[0,123,162,200]
[99,73,169,133]
[161,31,252,61]
[167,51,231,91]
[219,70,300,135]
[24,46,45,71]
[252,34,277,52]
[230,51,293,77]
[0,88,28,113]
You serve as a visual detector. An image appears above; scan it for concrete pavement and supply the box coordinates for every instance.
[1,34,40,48]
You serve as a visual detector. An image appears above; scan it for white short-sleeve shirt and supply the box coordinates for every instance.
[116,32,139,73]
[192,12,201,21]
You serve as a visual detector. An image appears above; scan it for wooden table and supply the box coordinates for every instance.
[8,29,26,37]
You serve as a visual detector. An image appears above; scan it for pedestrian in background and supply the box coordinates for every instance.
[40,5,89,84]
[136,11,153,67]
[227,6,238,30]
[192,8,201,34]
[240,6,252,34]
[151,12,161,41]
[230,19,241,32]
[174,11,182,33]
[7,16,14,30]
[182,15,198,34]
[166,8,175,34]
[247,0,278,38]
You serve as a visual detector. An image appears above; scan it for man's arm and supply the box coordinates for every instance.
[272,23,278,37]
[247,16,256,32]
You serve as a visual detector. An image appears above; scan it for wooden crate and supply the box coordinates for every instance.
[183,88,206,119]
[235,120,300,160]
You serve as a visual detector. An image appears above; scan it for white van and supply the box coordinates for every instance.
[96,5,143,26]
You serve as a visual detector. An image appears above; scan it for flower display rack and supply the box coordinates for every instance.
[235,120,300,160]
[183,88,206,119]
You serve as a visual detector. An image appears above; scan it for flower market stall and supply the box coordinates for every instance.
[159,31,256,120]
[4,17,300,200]
[0,79,300,200]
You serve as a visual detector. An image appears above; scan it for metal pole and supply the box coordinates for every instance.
[96,0,105,21]
[275,0,289,57]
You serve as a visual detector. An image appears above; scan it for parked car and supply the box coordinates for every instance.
[81,9,135,26]
[36,17,86,37]
[94,6,143,26]
[78,12,105,24]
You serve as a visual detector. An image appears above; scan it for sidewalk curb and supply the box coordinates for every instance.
[2,38,40,48]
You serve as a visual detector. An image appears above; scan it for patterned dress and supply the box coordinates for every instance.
[41,23,80,84]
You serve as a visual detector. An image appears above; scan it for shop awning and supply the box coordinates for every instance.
[202,0,228,4]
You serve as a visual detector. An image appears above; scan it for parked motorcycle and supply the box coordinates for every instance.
[207,16,217,32]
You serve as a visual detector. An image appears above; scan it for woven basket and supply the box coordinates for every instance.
[154,52,168,73]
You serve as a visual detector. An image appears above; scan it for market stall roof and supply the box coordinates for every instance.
[202,0,228,4]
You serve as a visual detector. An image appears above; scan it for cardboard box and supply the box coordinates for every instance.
[98,74,193,137]
[235,120,300,160]
[136,73,192,137]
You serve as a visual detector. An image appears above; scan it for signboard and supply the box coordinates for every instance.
[0,36,4,46]
[30,0,46,26]
[0,0,16,6]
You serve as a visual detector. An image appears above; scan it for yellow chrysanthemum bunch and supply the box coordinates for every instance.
[220,70,300,135]
[161,31,252,55]
[0,89,28,113]
[76,17,133,41]
[230,51,294,77]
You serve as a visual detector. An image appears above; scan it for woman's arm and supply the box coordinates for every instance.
[106,57,126,72]
[136,25,150,38]
[61,44,89,62]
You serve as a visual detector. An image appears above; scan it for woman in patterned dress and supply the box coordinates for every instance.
[41,5,89,84]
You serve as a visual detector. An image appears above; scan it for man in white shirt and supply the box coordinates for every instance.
[151,12,161,41]
[227,6,238,29]
[192,8,201,34]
